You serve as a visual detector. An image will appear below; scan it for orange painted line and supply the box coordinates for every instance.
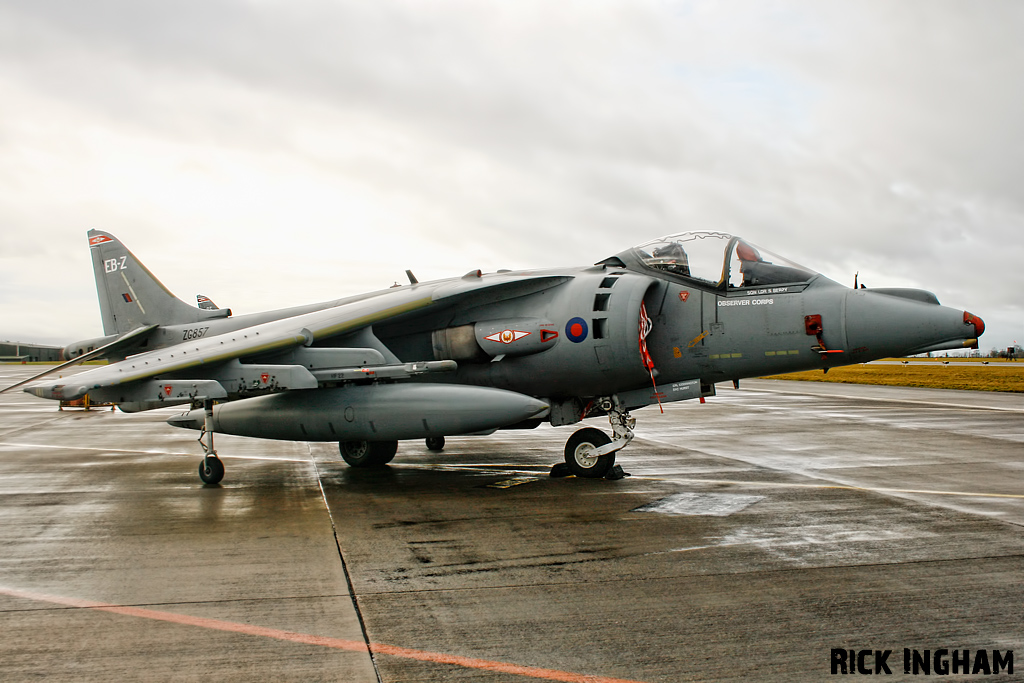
[0,586,646,683]
[368,641,642,683]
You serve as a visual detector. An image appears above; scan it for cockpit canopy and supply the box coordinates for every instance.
[608,231,817,289]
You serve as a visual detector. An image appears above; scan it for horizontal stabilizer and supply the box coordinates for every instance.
[197,294,219,310]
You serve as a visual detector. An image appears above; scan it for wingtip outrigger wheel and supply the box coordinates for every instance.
[197,399,224,485]
[199,455,224,485]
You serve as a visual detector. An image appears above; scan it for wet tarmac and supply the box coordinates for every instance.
[1,365,1022,682]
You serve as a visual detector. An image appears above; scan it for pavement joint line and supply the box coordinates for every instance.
[0,586,649,683]
[310,445,383,683]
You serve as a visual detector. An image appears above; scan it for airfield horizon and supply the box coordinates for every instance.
[6,358,1023,393]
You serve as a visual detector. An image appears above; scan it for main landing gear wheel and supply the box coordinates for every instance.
[564,427,615,478]
[339,440,398,468]
[199,456,225,485]
[425,436,445,452]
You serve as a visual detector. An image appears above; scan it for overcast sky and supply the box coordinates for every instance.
[1,1,1020,351]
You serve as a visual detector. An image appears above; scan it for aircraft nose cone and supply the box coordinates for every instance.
[964,311,985,338]
[846,290,982,357]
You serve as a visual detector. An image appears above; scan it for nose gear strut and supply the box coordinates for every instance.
[557,395,635,479]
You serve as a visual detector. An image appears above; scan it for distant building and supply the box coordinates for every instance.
[0,341,62,362]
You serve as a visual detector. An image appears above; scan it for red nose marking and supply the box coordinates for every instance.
[964,311,985,337]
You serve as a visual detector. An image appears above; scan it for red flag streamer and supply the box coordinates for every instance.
[638,301,663,413]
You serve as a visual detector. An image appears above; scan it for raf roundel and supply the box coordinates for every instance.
[565,317,589,343]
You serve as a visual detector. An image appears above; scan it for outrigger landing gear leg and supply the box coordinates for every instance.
[561,397,634,479]
[198,399,224,485]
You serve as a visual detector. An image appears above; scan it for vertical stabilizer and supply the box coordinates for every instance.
[88,230,221,335]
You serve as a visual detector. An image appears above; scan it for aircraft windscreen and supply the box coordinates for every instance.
[632,232,816,289]
[726,239,816,288]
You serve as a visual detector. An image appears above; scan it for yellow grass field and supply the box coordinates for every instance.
[762,360,1024,393]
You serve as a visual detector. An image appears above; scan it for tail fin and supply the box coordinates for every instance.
[196,294,219,310]
[88,230,229,335]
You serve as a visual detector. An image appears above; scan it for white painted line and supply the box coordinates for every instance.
[626,476,1024,500]
[0,442,310,462]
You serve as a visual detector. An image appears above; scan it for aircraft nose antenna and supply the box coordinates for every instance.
[964,311,985,338]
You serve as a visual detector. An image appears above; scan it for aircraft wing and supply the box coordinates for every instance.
[22,273,571,404]
[0,325,158,396]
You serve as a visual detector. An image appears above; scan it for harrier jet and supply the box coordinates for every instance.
[9,230,984,484]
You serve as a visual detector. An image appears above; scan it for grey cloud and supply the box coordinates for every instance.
[0,1,1021,347]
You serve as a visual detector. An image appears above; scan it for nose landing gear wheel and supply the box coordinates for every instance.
[425,436,445,451]
[199,456,224,485]
[564,427,614,478]
[339,440,398,468]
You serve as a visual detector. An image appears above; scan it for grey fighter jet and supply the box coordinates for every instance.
[8,230,984,485]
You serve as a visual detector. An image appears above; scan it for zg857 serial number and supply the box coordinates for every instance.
[182,327,210,341]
